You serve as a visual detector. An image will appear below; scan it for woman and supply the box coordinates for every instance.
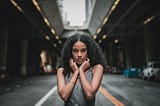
[57,33,107,106]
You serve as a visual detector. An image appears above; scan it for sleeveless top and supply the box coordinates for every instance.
[65,69,95,106]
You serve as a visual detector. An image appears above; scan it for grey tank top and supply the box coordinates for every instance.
[65,69,95,106]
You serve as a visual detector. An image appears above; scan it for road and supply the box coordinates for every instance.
[0,74,160,106]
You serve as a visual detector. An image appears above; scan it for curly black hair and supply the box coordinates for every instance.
[61,33,107,75]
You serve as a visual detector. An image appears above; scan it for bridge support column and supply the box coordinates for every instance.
[0,26,8,74]
[112,43,118,67]
[134,36,145,67]
[20,40,28,76]
[124,38,135,68]
[143,23,159,63]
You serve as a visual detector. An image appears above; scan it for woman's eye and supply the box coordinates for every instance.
[72,49,78,53]
[81,49,87,53]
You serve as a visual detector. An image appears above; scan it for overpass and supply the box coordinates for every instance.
[0,0,160,76]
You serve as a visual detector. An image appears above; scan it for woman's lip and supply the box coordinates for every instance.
[77,59,83,61]
[76,60,83,63]
[77,60,82,62]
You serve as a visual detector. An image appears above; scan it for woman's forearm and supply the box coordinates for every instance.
[59,71,78,101]
[79,64,103,100]
[79,70,95,100]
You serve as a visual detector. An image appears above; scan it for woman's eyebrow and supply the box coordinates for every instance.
[72,48,77,50]
[81,48,87,50]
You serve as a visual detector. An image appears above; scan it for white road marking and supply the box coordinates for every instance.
[143,86,151,90]
[128,82,133,85]
[34,86,57,106]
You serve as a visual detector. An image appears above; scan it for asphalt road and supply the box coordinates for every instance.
[0,74,160,106]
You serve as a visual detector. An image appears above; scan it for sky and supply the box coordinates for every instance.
[63,0,85,26]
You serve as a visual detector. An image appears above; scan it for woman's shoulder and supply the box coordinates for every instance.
[93,64,103,69]
[57,67,64,74]
[92,64,104,73]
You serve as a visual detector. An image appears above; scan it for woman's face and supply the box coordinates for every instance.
[72,41,88,65]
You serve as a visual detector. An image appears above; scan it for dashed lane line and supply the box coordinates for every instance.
[34,86,57,106]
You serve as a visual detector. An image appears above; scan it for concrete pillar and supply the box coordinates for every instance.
[124,38,135,68]
[143,23,159,62]
[40,50,48,73]
[108,43,113,66]
[0,26,8,73]
[112,43,118,66]
[117,46,125,69]
[50,52,57,73]
[134,37,145,67]
[55,55,62,70]
[20,40,28,76]
[104,44,110,65]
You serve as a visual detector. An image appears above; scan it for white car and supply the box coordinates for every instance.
[142,61,160,81]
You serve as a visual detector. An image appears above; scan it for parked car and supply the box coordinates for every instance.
[123,68,139,78]
[137,66,145,79]
[111,66,123,74]
[0,70,8,81]
[142,61,160,81]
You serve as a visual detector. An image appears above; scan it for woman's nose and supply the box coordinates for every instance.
[78,51,82,57]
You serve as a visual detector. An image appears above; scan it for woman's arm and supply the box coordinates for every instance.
[57,68,78,101]
[79,64,104,100]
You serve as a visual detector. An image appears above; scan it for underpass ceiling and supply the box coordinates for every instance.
[0,0,63,52]
[96,0,160,42]
[88,0,114,35]
[38,0,64,36]
[1,0,160,54]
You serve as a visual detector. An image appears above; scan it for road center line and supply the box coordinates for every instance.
[99,86,124,106]
[34,86,57,106]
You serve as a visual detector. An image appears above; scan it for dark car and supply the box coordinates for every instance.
[123,68,139,78]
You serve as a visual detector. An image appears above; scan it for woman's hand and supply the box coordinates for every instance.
[79,58,90,72]
[69,58,79,73]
